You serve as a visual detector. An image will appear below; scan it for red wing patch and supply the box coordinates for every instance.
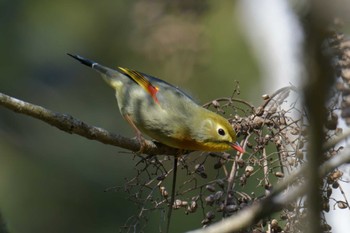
[118,67,159,104]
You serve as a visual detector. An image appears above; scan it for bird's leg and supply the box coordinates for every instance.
[124,114,147,153]
[166,156,178,233]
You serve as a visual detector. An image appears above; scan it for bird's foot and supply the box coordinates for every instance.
[135,132,147,154]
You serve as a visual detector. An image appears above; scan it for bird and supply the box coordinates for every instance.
[68,54,244,154]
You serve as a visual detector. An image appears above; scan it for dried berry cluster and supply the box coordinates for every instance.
[332,29,350,125]
[111,22,350,233]
[111,86,301,232]
[114,70,350,232]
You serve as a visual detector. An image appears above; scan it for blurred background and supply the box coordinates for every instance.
[0,1,260,232]
[5,0,350,232]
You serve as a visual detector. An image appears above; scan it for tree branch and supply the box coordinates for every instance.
[0,92,179,156]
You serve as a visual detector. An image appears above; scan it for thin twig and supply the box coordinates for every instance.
[186,147,350,233]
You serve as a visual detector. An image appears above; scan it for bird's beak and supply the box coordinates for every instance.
[231,142,244,153]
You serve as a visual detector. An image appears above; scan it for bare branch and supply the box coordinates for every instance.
[0,92,179,156]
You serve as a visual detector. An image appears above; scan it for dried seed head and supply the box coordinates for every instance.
[173,199,182,209]
[279,116,286,125]
[212,100,220,107]
[216,202,225,212]
[201,218,211,225]
[280,214,288,220]
[336,127,343,135]
[206,184,216,193]
[265,134,271,141]
[331,170,343,180]
[245,165,254,177]
[332,181,339,189]
[252,117,264,129]
[216,179,225,189]
[326,113,338,130]
[246,141,253,148]
[160,186,168,198]
[195,164,207,178]
[323,201,330,212]
[327,187,332,198]
[255,107,264,116]
[298,141,304,149]
[157,174,166,180]
[275,171,285,178]
[341,69,350,80]
[195,164,205,173]
[205,195,215,206]
[338,201,348,209]
[181,201,188,206]
[206,211,215,220]
[296,150,304,159]
[290,127,300,135]
[271,219,279,228]
[237,159,245,168]
[262,94,270,100]
[213,191,223,201]
[190,201,197,211]
[322,223,332,231]
[225,204,238,213]
[240,174,247,186]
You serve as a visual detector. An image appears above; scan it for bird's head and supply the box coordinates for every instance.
[192,111,244,153]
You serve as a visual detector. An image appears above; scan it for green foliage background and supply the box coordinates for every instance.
[0,1,260,232]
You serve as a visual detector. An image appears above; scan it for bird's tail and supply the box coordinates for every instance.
[67,53,121,89]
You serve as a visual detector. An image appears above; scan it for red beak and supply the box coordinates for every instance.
[231,142,244,153]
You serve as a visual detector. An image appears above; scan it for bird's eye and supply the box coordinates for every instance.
[218,128,226,136]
